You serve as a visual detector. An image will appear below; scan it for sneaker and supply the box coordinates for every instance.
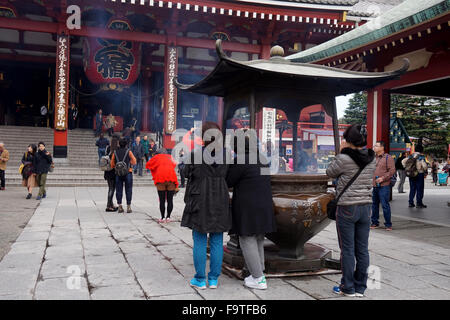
[26,193,32,199]
[190,278,206,290]
[158,218,164,223]
[332,286,356,297]
[355,292,365,298]
[165,218,171,223]
[409,203,415,208]
[118,205,124,213]
[208,279,218,289]
[244,275,267,290]
[127,205,132,213]
[370,224,379,229]
[36,195,42,200]
[417,204,427,208]
[385,227,393,231]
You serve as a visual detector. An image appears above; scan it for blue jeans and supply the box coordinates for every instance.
[98,148,106,165]
[336,204,371,295]
[371,186,392,228]
[116,173,133,205]
[192,230,223,282]
[133,159,143,176]
[409,173,425,205]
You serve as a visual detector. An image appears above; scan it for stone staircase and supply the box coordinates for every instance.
[0,126,159,187]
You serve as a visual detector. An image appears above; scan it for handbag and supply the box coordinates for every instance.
[327,166,365,220]
[386,155,397,187]
[18,163,24,174]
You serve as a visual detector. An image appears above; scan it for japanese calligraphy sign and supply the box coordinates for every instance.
[83,19,141,86]
[164,47,178,134]
[262,107,276,144]
[54,35,70,131]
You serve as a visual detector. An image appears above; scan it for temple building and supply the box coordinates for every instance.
[0,0,392,156]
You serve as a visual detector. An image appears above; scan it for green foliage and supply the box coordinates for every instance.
[341,92,367,125]
[391,95,450,158]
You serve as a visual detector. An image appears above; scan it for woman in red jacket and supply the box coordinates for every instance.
[146,148,179,223]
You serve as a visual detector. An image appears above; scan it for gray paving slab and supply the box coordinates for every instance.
[90,284,146,300]
[34,277,90,300]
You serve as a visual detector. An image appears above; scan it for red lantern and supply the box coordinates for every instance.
[83,19,141,86]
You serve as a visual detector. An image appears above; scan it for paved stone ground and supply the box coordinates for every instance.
[0,186,450,300]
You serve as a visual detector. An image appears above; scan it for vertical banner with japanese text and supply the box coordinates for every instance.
[262,107,276,145]
[54,35,70,131]
[164,46,178,135]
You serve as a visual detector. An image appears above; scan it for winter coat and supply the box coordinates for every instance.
[326,148,376,206]
[96,137,109,149]
[21,152,35,179]
[0,148,9,170]
[149,144,157,157]
[33,149,52,174]
[226,154,277,236]
[131,142,145,160]
[181,148,231,234]
[141,139,150,155]
[146,154,179,187]
[104,146,116,180]
[401,153,428,174]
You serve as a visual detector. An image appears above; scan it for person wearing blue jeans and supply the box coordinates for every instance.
[371,185,392,228]
[181,122,231,290]
[116,172,133,208]
[336,205,371,295]
[326,124,376,297]
[192,231,223,284]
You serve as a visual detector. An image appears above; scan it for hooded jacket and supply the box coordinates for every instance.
[326,148,376,206]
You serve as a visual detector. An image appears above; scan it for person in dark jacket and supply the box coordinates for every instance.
[326,124,376,298]
[111,138,137,213]
[104,134,119,212]
[226,131,276,290]
[34,142,53,200]
[395,152,407,193]
[22,144,37,199]
[96,133,110,166]
[95,108,103,137]
[131,136,145,176]
[181,122,231,290]
[149,139,157,158]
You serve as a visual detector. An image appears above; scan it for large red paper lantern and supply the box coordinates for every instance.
[83,19,141,87]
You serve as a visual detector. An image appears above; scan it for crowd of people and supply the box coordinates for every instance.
[1,118,448,297]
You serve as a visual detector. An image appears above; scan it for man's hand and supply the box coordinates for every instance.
[375,177,384,184]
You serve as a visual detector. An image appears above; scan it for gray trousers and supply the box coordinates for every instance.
[239,234,265,278]
[397,169,406,192]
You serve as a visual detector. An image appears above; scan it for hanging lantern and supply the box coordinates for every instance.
[83,18,142,88]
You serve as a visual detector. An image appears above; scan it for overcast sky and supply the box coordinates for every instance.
[335,94,353,119]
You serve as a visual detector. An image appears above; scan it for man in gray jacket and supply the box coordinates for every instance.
[326,124,376,298]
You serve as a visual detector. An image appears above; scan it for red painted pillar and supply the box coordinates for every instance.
[162,37,178,150]
[366,88,391,151]
[53,33,70,158]
[141,70,151,132]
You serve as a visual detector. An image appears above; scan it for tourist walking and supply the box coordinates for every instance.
[105,113,117,137]
[95,108,103,137]
[21,144,37,199]
[142,135,150,163]
[0,142,9,190]
[402,145,429,208]
[181,122,231,290]
[395,152,407,193]
[34,142,52,200]
[111,138,137,213]
[226,132,277,290]
[326,124,376,297]
[68,103,78,130]
[104,134,119,212]
[96,133,110,166]
[431,159,439,185]
[146,148,179,223]
[149,139,157,158]
[178,149,186,188]
[371,141,396,230]
[131,136,145,176]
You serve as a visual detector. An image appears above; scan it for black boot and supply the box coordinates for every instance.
[26,193,32,199]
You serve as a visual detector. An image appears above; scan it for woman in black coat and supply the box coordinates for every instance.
[225,132,276,290]
[104,134,119,212]
[181,122,231,290]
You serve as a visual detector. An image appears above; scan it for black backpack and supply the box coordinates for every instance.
[114,149,130,177]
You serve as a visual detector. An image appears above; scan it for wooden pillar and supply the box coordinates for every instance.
[53,33,70,158]
[366,88,391,151]
[331,98,340,154]
[141,70,151,132]
[292,120,298,170]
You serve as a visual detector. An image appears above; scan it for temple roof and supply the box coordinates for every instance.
[175,39,409,97]
[287,0,449,63]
